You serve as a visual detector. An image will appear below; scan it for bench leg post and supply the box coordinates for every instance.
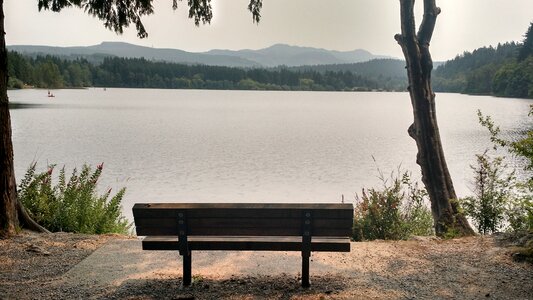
[182,251,192,287]
[301,253,310,288]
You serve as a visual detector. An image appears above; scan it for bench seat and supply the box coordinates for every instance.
[142,236,351,252]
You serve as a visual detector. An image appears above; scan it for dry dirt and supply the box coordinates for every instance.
[0,231,532,299]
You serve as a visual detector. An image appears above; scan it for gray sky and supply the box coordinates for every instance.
[6,0,533,61]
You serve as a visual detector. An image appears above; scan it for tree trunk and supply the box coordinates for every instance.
[0,1,49,237]
[395,0,474,236]
[0,0,18,238]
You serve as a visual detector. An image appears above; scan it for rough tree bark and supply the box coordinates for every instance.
[0,1,49,237]
[395,0,474,236]
[0,0,18,238]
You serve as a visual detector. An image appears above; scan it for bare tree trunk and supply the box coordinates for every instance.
[0,1,49,237]
[395,0,474,236]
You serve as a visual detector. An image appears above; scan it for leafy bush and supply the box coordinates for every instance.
[461,151,516,234]
[353,168,434,241]
[475,109,533,233]
[18,163,130,234]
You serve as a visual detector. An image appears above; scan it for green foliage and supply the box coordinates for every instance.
[433,22,533,99]
[7,52,93,89]
[461,151,516,234]
[492,57,533,98]
[353,168,434,241]
[518,22,533,61]
[433,42,521,96]
[441,225,462,240]
[18,163,130,234]
[7,77,24,89]
[475,109,533,232]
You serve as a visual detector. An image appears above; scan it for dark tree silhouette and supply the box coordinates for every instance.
[518,22,533,61]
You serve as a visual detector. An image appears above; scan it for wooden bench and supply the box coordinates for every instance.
[132,203,353,287]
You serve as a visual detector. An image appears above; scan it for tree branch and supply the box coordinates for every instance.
[399,0,417,44]
[417,0,440,46]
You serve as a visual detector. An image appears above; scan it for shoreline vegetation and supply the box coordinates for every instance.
[7,52,402,93]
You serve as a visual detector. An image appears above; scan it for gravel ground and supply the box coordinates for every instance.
[0,231,532,299]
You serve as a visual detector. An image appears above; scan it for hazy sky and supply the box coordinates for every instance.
[6,0,533,60]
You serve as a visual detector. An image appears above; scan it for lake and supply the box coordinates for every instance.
[8,88,532,221]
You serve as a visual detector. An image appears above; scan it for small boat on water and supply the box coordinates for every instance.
[47,90,55,98]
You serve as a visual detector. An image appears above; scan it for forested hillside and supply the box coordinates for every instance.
[288,59,407,91]
[433,22,533,99]
[8,22,532,97]
[7,52,398,92]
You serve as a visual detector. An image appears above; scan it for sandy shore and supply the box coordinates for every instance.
[1,231,532,299]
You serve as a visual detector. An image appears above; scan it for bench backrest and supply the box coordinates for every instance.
[133,203,354,237]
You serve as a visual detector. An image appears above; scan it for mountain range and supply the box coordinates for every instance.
[8,42,391,68]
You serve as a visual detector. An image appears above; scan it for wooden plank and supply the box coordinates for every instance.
[135,225,352,237]
[133,204,354,220]
[134,217,352,230]
[133,209,353,220]
[134,203,354,210]
[142,236,351,252]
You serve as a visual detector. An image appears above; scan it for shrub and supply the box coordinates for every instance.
[18,163,130,234]
[461,151,516,234]
[353,168,434,241]
[478,109,533,232]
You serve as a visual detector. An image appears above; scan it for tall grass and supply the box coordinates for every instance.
[18,163,130,234]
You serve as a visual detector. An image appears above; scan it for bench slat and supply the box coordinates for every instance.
[136,217,351,227]
[135,217,352,230]
[135,225,352,237]
[133,204,353,220]
[134,203,353,210]
[142,236,351,252]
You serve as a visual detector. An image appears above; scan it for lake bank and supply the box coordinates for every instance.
[1,231,532,299]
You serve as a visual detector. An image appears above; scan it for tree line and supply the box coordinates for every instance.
[8,21,532,98]
[8,52,388,92]
[433,22,533,99]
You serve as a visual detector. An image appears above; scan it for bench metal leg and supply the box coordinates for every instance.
[301,253,310,288]
[182,251,192,287]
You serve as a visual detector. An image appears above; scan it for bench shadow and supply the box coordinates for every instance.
[105,273,347,299]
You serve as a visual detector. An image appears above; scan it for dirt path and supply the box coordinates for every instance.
[1,232,531,299]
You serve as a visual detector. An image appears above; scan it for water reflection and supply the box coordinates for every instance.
[9,102,49,109]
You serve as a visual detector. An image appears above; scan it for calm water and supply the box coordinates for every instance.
[8,88,532,221]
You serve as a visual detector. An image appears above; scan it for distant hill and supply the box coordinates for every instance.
[8,42,259,67]
[8,42,391,68]
[288,59,406,77]
[287,59,408,91]
[206,44,390,67]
